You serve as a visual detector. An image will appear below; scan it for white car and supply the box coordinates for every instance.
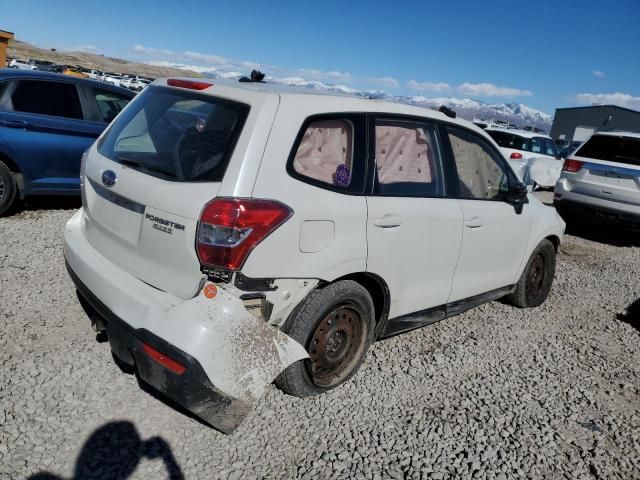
[102,75,124,87]
[554,131,640,228]
[487,128,563,188]
[64,78,565,432]
[8,59,37,70]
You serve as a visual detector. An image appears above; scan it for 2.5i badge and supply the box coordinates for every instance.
[145,213,185,235]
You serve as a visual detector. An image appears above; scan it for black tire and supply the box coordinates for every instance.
[0,161,17,217]
[506,239,556,308]
[275,280,375,397]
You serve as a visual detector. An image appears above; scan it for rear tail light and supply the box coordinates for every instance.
[167,79,213,90]
[510,152,524,160]
[562,159,584,173]
[142,343,186,375]
[197,198,293,271]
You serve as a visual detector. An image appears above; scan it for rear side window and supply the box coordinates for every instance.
[374,120,445,197]
[447,127,509,200]
[576,135,640,166]
[293,119,353,187]
[530,137,543,154]
[98,86,249,182]
[11,80,83,119]
[92,88,132,123]
[0,81,7,101]
[542,138,557,157]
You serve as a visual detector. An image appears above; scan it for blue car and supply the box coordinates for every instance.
[0,69,135,215]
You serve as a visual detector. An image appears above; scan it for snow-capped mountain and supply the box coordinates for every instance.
[192,69,552,129]
[257,77,552,129]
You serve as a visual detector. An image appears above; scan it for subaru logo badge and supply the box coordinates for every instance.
[102,170,117,187]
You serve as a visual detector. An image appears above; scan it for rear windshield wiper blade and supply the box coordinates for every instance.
[116,155,178,179]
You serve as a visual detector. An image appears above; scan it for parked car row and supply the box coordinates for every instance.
[87,70,152,91]
[7,58,153,92]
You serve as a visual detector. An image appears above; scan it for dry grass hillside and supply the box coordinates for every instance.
[7,39,203,79]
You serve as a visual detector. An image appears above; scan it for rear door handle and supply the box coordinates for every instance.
[374,215,402,228]
[465,216,483,228]
[0,120,29,129]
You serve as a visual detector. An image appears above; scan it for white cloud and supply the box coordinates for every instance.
[407,80,451,92]
[297,68,353,83]
[574,92,640,110]
[592,70,606,78]
[366,76,399,88]
[62,44,100,54]
[145,60,219,74]
[457,82,532,97]
[131,45,229,66]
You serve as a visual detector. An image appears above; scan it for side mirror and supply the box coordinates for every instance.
[506,182,529,214]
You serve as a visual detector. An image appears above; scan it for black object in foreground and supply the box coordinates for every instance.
[239,70,266,83]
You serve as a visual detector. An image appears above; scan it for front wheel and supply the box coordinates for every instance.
[0,161,17,217]
[275,280,375,397]
[506,239,556,308]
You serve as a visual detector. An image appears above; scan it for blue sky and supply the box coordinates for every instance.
[4,0,640,113]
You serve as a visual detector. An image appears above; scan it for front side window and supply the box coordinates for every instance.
[98,86,249,182]
[447,127,509,200]
[11,80,83,119]
[292,119,354,188]
[374,120,444,197]
[92,88,132,123]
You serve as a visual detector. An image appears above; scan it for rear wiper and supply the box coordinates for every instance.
[117,155,178,179]
[117,155,143,167]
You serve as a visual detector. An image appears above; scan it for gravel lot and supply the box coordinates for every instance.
[1,196,639,480]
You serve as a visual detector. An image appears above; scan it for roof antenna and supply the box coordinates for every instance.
[439,105,456,118]
[239,70,266,83]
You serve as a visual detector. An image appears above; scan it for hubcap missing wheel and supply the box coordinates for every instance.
[307,306,366,387]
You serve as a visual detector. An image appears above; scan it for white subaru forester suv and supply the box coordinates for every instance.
[64,78,565,432]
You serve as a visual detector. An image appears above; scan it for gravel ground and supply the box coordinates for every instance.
[1,197,639,480]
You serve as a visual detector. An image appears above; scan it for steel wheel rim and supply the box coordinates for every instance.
[526,253,546,299]
[307,305,366,387]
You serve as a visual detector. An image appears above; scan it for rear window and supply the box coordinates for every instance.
[98,86,249,182]
[487,131,531,152]
[575,135,640,166]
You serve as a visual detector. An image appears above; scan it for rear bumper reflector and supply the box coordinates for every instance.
[142,343,186,375]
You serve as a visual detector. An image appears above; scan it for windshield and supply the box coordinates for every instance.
[576,135,640,166]
[98,86,249,182]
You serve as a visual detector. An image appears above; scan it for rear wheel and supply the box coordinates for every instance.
[275,280,375,397]
[506,239,556,308]
[0,161,17,217]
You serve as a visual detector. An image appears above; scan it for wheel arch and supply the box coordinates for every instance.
[0,150,22,174]
[328,272,391,337]
[545,234,561,252]
[0,150,25,198]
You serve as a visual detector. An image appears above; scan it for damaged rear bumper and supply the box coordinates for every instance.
[68,264,250,433]
[63,209,308,433]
